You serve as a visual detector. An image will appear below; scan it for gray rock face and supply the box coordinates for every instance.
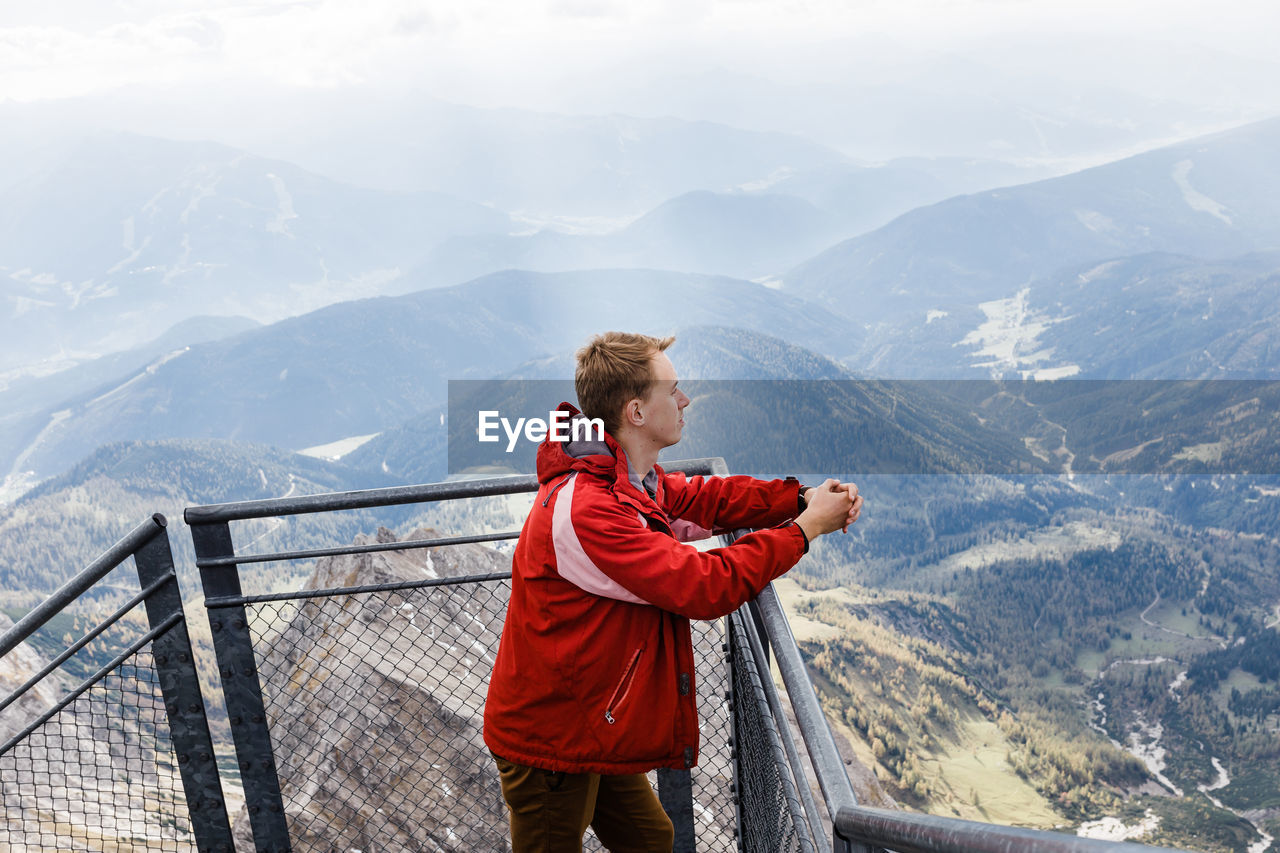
[1,613,195,850]
[233,526,739,852]
[238,527,514,851]
[0,613,68,745]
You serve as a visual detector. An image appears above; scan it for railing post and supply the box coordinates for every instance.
[192,520,291,852]
[658,768,696,852]
[134,514,236,853]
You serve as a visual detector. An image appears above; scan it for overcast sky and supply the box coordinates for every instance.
[2,0,1278,180]
[4,0,1279,106]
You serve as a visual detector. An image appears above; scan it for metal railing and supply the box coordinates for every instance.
[0,514,232,852]
[185,459,740,852]
[746,570,1187,853]
[1,458,1195,853]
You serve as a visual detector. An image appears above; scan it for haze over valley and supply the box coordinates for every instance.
[3,2,1280,849]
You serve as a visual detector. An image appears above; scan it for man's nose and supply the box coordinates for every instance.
[677,390,690,407]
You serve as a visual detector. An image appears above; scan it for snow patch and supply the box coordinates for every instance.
[1078,261,1121,284]
[1078,810,1159,842]
[298,433,380,461]
[1168,671,1188,700]
[1172,160,1232,225]
[265,173,299,236]
[108,217,150,274]
[1074,209,1117,234]
[958,288,1079,379]
[1126,716,1183,797]
[0,471,40,505]
[1200,757,1230,794]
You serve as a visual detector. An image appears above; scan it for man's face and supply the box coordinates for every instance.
[638,351,691,448]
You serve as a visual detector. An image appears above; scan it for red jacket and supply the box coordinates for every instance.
[483,402,808,775]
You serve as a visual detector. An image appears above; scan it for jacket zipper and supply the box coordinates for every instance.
[604,645,645,725]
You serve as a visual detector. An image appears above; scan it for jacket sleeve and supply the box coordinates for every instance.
[660,472,802,532]
[567,491,807,620]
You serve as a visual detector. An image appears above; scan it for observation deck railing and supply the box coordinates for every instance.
[1,458,1187,853]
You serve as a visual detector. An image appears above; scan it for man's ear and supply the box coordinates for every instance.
[623,397,645,427]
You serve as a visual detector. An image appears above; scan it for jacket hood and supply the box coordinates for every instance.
[537,402,662,506]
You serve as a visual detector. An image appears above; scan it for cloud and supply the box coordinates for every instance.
[2,0,1278,104]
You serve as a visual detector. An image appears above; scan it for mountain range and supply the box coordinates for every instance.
[0,133,511,373]
[1,270,859,480]
[788,117,1280,313]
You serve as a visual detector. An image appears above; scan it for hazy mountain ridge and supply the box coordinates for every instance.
[0,439,402,601]
[0,132,511,372]
[849,251,1280,380]
[787,117,1280,333]
[347,326,1054,482]
[419,190,848,284]
[2,271,858,480]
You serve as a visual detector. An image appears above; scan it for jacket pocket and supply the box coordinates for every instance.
[603,644,645,725]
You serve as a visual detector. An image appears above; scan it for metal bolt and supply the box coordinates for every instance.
[211,621,222,632]
[221,667,233,678]
[241,760,251,771]
[249,805,260,815]
[155,655,168,665]
[188,703,200,713]
[269,803,281,813]
[200,752,211,761]
[178,652,189,662]
[231,716,243,726]
[252,714,264,724]
[178,753,189,764]
[233,619,244,629]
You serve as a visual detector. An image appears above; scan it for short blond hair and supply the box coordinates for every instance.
[575,331,675,434]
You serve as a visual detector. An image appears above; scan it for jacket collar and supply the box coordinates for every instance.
[536,402,667,517]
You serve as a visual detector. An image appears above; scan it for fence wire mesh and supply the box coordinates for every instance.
[0,637,197,852]
[237,573,740,852]
[729,611,817,853]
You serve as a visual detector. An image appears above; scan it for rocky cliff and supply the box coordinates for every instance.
[1,612,193,850]
[236,526,738,851]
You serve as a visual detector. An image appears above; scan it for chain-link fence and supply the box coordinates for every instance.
[728,609,818,853]
[229,572,739,852]
[1,638,197,852]
[1,516,232,853]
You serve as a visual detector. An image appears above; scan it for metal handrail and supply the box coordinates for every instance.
[184,458,724,523]
[750,584,1188,853]
[831,805,1186,853]
[735,598,829,853]
[0,512,234,850]
[0,514,167,659]
[0,570,174,717]
[751,584,862,838]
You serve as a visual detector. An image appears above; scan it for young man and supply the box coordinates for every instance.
[483,332,861,852]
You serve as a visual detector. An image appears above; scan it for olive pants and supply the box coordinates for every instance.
[493,753,675,852]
